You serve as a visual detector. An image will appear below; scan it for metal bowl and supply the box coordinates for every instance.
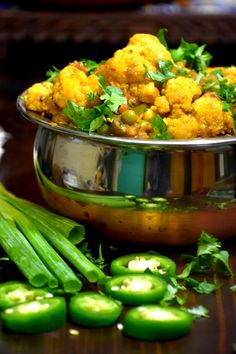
[17,96,236,245]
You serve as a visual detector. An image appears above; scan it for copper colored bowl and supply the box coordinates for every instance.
[17,96,236,245]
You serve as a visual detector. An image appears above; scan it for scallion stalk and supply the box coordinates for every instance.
[28,220,106,283]
[0,184,106,283]
[0,217,50,288]
[0,183,85,245]
[0,198,82,293]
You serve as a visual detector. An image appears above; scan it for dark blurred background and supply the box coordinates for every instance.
[0,0,236,101]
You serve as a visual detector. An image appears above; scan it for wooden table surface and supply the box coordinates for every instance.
[0,97,236,354]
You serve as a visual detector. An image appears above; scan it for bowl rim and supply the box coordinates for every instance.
[17,94,236,149]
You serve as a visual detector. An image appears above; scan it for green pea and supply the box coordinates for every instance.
[110,119,127,136]
[121,110,137,125]
[97,124,110,135]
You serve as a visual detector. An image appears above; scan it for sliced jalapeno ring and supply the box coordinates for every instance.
[110,252,176,277]
[122,305,193,341]
[69,291,123,327]
[1,297,67,334]
[104,274,167,306]
[0,281,53,310]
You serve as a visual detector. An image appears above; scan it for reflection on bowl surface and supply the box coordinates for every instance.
[32,124,236,244]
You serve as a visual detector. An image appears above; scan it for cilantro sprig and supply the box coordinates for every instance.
[98,75,127,112]
[161,231,233,305]
[145,60,176,84]
[156,28,212,73]
[46,66,60,82]
[170,39,212,73]
[179,231,233,277]
[62,75,127,133]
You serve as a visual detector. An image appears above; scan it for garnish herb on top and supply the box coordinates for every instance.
[46,66,60,82]
[151,115,173,140]
[170,39,212,73]
[79,59,99,74]
[145,60,176,83]
[62,75,127,133]
[157,28,212,73]
[157,28,169,49]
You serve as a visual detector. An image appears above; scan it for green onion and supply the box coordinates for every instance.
[0,198,82,293]
[0,217,50,288]
[0,184,106,283]
[0,183,85,245]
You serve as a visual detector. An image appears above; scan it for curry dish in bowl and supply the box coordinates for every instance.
[23,31,236,141]
[17,31,236,244]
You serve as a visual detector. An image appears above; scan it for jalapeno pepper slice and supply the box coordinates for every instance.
[1,297,67,334]
[110,252,176,277]
[104,274,167,306]
[69,291,123,327]
[122,305,193,341]
[0,281,53,310]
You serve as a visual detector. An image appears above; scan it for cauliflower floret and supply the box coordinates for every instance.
[127,33,172,66]
[162,76,202,112]
[24,81,53,113]
[96,49,155,86]
[52,65,101,109]
[164,114,199,139]
[154,96,170,115]
[96,33,172,86]
[192,93,234,137]
[138,82,160,104]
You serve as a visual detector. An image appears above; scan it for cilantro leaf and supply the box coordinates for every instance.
[185,277,219,294]
[160,277,187,306]
[62,100,103,132]
[87,92,95,102]
[46,66,60,82]
[187,305,209,318]
[170,38,212,72]
[98,75,127,113]
[157,28,169,48]
[197,231,221,256]
[179,230,233,279]
[89,116,104,133]
[79,59,98,74]
[151,115,173,140]
[145,60,176,83]
[100,86,127,113]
